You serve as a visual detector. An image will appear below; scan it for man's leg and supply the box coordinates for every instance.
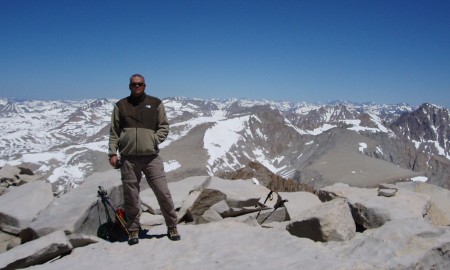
[142,155,178,228]
[120,157,143,237]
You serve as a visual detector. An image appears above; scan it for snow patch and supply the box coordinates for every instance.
[164,160,181,172]
[204,115,250,167]
[359,142,367,153]
[411,176,428,182]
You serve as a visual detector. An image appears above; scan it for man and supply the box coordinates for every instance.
[108,74,180,245]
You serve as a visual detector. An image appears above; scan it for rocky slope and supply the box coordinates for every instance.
[1,169,450,269]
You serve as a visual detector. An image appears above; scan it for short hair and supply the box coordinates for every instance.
[129,74,145,83]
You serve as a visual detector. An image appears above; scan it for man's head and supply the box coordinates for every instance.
[129,74,146,97]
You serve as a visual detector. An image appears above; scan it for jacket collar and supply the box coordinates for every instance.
[128,93,146,105]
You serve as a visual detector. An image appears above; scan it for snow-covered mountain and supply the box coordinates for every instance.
[1,97,449,192]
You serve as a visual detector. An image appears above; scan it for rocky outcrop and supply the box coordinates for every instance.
[217,161,317,193]
[0,181,53,234]
[391,103,450,148]
[21,170,122,242]
[286,198,356,242]
[1,174,450,269]
[0,164,43,195]
[0,231,72,270]
[390,103,450,188]
[318,183,431,229]
[395,181,450,226]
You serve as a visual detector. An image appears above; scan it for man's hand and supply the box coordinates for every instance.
[109,155,119,168]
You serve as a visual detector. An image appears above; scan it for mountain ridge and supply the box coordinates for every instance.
[1,97,449,192]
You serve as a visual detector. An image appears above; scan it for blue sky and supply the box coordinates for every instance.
[1,0,449,107]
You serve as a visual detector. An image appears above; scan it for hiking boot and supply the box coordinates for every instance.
[167,226,181,241]
[128,230,139,245]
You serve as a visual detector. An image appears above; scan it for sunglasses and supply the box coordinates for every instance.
[130,82,145,87]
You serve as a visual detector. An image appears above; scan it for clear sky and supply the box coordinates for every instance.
[1,0,449,107]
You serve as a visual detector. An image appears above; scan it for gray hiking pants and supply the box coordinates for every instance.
[120,155,178,232]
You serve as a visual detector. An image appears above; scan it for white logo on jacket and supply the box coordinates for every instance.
[146,105,152,109]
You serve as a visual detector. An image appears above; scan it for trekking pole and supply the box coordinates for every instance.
[114,211,129,235]
[97,186,129,236]
[97,186,114,223]
[259,199,288,225]
[256,190,273,219]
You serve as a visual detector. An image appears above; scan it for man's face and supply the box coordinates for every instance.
[129,76,146,97]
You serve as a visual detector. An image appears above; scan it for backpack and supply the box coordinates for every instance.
[96,186,129,242]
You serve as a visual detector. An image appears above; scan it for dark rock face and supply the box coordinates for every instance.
[391,103,450,145]
[217,161,316,193]
[390,104,450,188]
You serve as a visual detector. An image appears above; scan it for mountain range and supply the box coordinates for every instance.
[1,97,449,192]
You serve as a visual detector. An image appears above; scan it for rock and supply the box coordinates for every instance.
[141,176,207,214]
[0,231,20,254]
[17,167,34,176]
[279,191,322,220]
[0,164,42,188]
[66,233,106,249]
[0,181,53,235]
[0,164,20,181]
[5,237,20,251]
[197,209,224,224]
[0,230,72,270]
[205,177,271,208]
[256,207,289,224]
[22,170,122,242]
[378,183,398,191]
[188,189,227,223]
[319,183,430,229]
[209,200,230,216]
[378,183,398,197]
[287,198,356,242]
[334,218,450,269]
[395,181,450,226]
[257,190,281,209]
[140,212,164,226]
[14,174,42,184]
[177,176,270,223]
[378,188,397,197]
[177,190,202,223]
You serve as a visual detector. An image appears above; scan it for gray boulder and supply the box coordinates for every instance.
[287,198,356,242]
[176,176,272,223]
[0,231,20,253]
[22,170,122,241]
[378,183,398,197]
[177,189,202,223]
[0,164,42,188]
[396,181,450,226]
[197,208,224,224]
[141,176,207,214]
[0,230,72,270]
[335,218,450,269]
[205,177,271,208]
[319,183,430,229]
[66,233,107,249]
[0,181,53,235]
[256,207,289,224]
[279,191,322,220]
[140,212,165,227]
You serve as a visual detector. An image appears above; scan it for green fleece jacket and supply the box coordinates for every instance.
[108,93,169,157]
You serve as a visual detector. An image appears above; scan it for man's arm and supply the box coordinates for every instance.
[108,104,120,167]
[154,102,169,144]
